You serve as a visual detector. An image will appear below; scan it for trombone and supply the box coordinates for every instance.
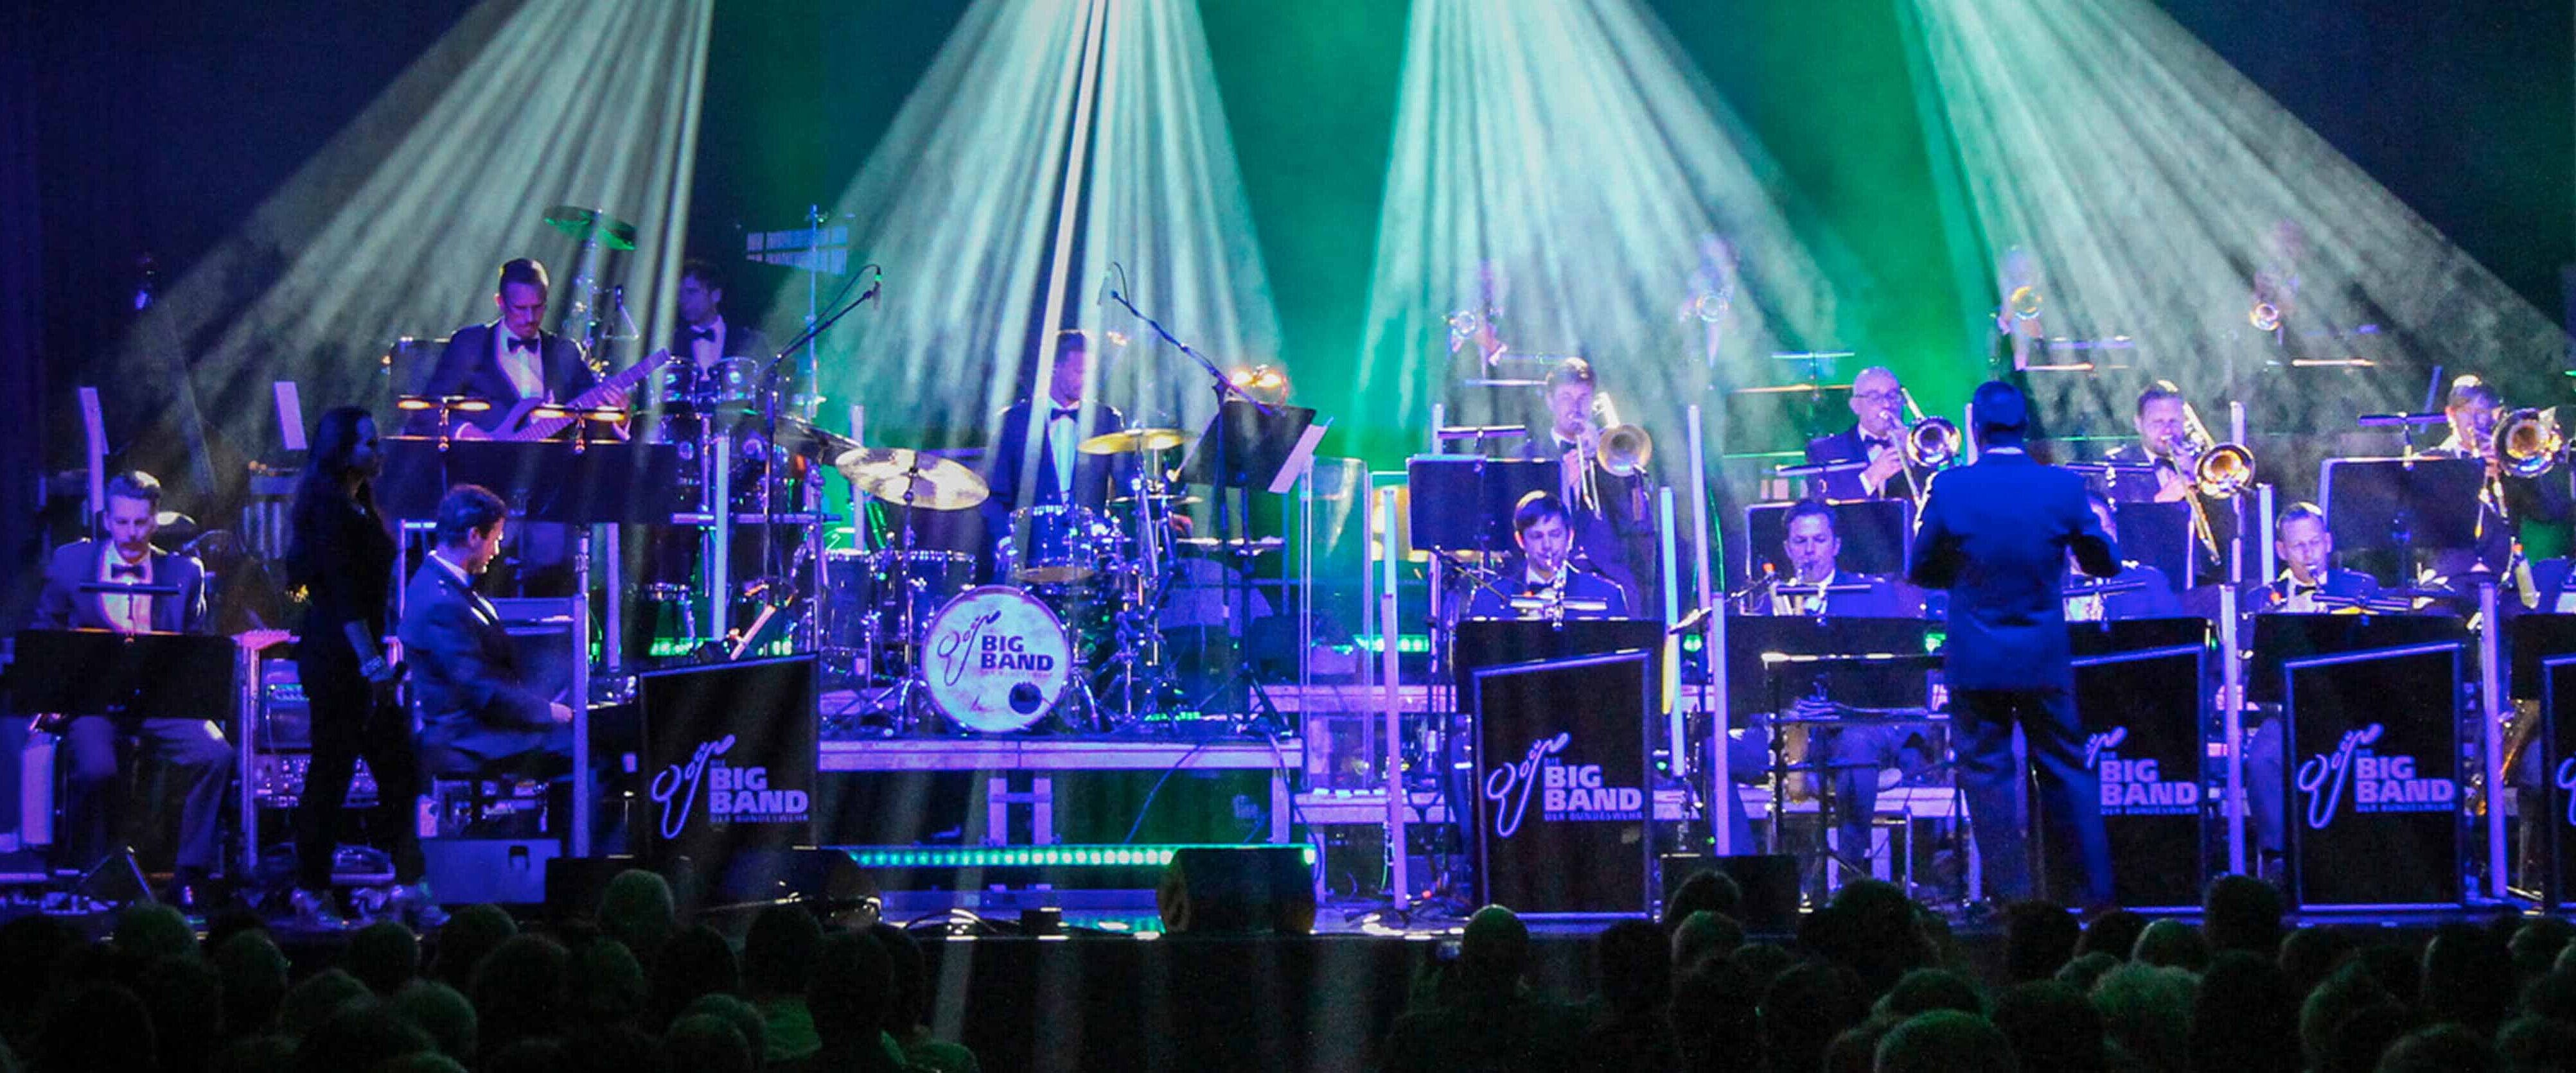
[2474,406,2563,525]
[1570,392,1654,512]
[1896,388,1960,509]
[2175,401,2257,557]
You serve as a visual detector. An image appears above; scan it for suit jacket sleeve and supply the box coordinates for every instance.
[174,556,209,634]
[2067,484,2121,579]
[30,545,78,629]
[409,598,555,729]
[1906,480,1957,589]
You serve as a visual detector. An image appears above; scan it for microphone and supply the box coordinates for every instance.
[858,274,883,305]
[1097,267,1119,306]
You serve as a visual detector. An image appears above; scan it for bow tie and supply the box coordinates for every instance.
[108,563,144,580]
[507,335,539,353]
[685,326,714,343]
[1051,406,1081,422]
[1862,435,1892,453]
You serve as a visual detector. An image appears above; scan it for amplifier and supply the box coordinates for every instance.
[249,753,377,808]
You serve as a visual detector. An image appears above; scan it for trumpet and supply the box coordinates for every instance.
[2007,284,2043,321]
[2249,272,2286,333]
[2494,406,2564,479]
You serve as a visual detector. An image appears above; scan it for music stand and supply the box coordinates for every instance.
[1742,500,1912,584]
[1175,400,1319,730]
[1406,457,1560,557]
[10,629,238,720]
[2319,457,2485,586]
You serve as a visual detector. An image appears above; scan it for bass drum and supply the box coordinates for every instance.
[920,586,1074,733]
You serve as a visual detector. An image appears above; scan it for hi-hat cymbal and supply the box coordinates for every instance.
[833,448,989,510]
[1077,427,1192,455]
[541,204,639,251]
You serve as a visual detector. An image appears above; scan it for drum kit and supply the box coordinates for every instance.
[824,424,1221,736]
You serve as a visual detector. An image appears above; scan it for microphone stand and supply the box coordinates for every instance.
[1100,265,1283,734]
[736,264,880,657]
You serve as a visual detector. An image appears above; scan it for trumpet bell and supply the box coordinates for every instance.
[2008,285,2042,320]
[2497,408,2564,478]
[1905,417,1961,471]
[2194,442,2257,498]
[2249,301,2282,333]
[1600,424,1654,477]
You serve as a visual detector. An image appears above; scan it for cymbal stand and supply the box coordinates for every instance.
[888,463,928,735]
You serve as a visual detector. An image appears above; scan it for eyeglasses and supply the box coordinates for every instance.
[1852,390,1903,405]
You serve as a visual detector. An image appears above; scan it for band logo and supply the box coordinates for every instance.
[2555,758,2576,826]
[649,734,811,838]
[2086,726,2198,816]
[2295,724,2454,830]
[932,609,1055,686]
[1482,732,1642,838]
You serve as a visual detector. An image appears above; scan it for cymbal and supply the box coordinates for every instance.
[1109,491,1202,509]
[1077,427,1192,456]
[541,204,639,252]
[832,448,989,510]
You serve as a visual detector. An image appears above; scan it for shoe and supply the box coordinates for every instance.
[288,888,348,930]
[164,872,216,919]
[386,881,448,929]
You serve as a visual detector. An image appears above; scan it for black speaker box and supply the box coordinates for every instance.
[1163,846,1315,935]
[1662,852,1801,934]
[423,839,559,907]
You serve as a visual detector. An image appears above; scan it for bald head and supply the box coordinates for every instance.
[1850,367,1903,439]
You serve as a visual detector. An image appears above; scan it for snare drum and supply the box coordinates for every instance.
[921,586,1074,733]
[999,505,1118,584]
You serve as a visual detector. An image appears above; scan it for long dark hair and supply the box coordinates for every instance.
[285,406,387,586]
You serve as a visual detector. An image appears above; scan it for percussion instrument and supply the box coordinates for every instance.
[541,204,639,251]
[1077,426,1192,455]
[825,548,978,656]
[920,586,1075,733]
[1000,505,1118,585]
[834,449,991,512]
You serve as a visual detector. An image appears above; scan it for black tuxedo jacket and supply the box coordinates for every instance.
[984,398,1130,514]
[33,539,207,634]
[408,323,597,434]
[397,559,556,762]
[1804,426,1915,502]
[1908,450,2120,692]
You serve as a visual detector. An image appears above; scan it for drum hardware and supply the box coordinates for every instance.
[834,445,992,731]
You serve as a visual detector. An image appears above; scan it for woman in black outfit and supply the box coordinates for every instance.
[284,406,434,926]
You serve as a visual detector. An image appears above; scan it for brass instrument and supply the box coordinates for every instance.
[1896,389,1959,509]
[1571,392,1653,511]
[2494,406,2563,480]
[2172,401,2256,557]
[2248,272,2286,333]
[2008,284,2043,321]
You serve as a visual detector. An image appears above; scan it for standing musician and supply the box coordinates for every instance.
[1743,498,1925,878]
[1464,493,1630,620]
[282,408,424,928]
[409,258,611,435]
[1908,380,2120,907]
[979,328,1130,580]
[31,471,233,909]
[1803,366,1916,503]
[2063,491,2182,622]
[2097,380,2236,586]
[1519,357,1651,613]
[2426,374,2569,584]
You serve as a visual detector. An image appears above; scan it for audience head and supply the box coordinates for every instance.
[1670,955,1762,1071]
[2498,1015,2576,1073]
[870,921,931,1036]
[2510,917,2576,979]
[1876,967,1984,1019]
[1592,920,1671,1013]
[135,954,224,1072]
[113,903,198,964]
[567,937,649,1027]
[2203,875,2286,954]
[2376,1021,2501,1073]
[469,933,569,1056]
[2423,922,2516,1035]
[35,982,159,1072]
[2302,961,2396,1069]
[665,1012,755,1073]
[1992,980,2106,1073]
[680,993,766,1062]
[807,930,896,1051]
[279,967,373,1041]
[1458,905,1531,993]
[1824,1012,1906,1073]
[215,928,292,1038]
[649,923,741,1030]
[0,915,83,1038]
[388,980,477,1061]
[2003,901,2083,984]
[2133,920,2212,972]
[1874,1009,2016,1073]
[599,869,678,958]
[433,903,518,986]
[2522,965,2576,1024]
[294,1002,435,1073]
[1669,911,1744,975]
[1661,869,1743,934]
[743,905,826,999]
[1733,941,1795,989]
[2278,925,2358,998]
[348,920,422,997]
[2092,962,2198,1073]
[2076,910,2149,963]
[2192,950,2300,1073]
[1763,961,1868,1073]
[1803,879,1932,999]
[482,1036,570,1073]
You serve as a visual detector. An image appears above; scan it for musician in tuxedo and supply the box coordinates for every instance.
[1519,357,1651,611]
[1908,380,2120,907]
[2426,374,2568,585]
[1803,366,1916,503]
[2064,491,2183,622]
[2230,501,2382,875]
[398,485,576,771]
[409,258,613,595]
[1463,494,1631,620]
[980,329,1130,581]
[30,471,233,907]
[1742,497,1925,879]
[657,257,774,421]
[2097,381,2236,587]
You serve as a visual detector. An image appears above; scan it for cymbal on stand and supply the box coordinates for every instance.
[1078,428,1192,455]
[833,448,990,511]
[541,204,640,251]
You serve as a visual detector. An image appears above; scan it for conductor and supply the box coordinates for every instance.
[1907,381,2120,907]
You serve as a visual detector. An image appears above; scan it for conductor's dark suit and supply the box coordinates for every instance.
[1908,447,2120,903]
[397,557,570,767]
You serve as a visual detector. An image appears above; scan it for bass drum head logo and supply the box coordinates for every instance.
[923,586,1072,733]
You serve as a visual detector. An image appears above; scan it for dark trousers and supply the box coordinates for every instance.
[1952,688,2112,904]
[294,653,423,887]
[62,714,234,874]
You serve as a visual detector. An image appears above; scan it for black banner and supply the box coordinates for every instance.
[640,656,818,869]
[2285,643,2463,909]
[2060,636,2205,910]
[1469,649,1656,917]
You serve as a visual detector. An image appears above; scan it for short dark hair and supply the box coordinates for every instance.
[1513,493,1571,536]
[1971,380,2027,439]
[1053,328,1093,361]
[1784,497,1837,536]
[433,484,507,546]
[2136,379,2183,416]
[2446,373,2500,411]
[678,257,724,293]
[2276,501,2327,538]
[497,258,549,293]
[1546,356,1595,392]
[103,470,163,507]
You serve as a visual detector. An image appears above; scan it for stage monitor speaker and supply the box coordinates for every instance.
[708,848,876,913]
[423,839,560,907]
[543,855,654,921]
[1660,853,1799,934]
[1158,846,1315,936]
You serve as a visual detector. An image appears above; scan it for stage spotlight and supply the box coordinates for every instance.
[1357,0,1840,449]
[1903,0,2566,433]
[797,0,1280,489]
[99,0,713,493]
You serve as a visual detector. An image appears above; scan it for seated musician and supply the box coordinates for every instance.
[1803,366,1916,503]
[2234,501,2381,879]
[398,485,575,771]
[1738,497,1925,880]
[1520,357,1650,613]
[2097,381,2236,586]
[2064,491,2183,622]
[30,471,233,909]
[2426,374,2568,585]
[1464,494,1630,620]
[979,328,1129,581]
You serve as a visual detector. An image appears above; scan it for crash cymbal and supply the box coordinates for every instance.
[1109,491,1202,509]
[1077,427,1192,455]
[541,204,639,251]
[832,448,989,510]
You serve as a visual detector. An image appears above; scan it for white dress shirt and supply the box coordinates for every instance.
[493,322,546,400]
[98,548,152,634]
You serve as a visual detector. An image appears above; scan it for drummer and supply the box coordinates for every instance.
[652,257,773,433]
[979,328,1131,580]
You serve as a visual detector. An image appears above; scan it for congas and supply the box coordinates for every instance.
[920,586,1075,733]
